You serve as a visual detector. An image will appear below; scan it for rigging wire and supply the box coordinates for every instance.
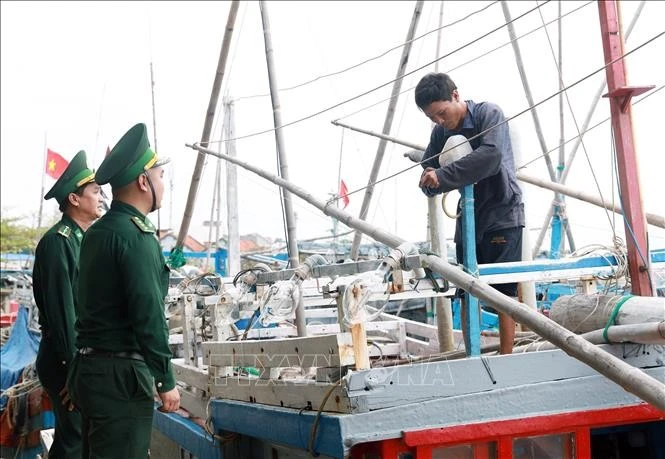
[323,33,664,206]
[204,1,553,145]
[232,1,500,102]
[335,0,593,123]
[328,32,665,208]
[366,5,435,242]
[534,0,616,234]
[610,127,655,290]
[517,85,663,170]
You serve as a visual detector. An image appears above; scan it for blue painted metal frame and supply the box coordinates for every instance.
[550,205,563,259]
[153,408,223,458]
[210,399,346,458]
[478,249,664,276]
[461,184,481,357]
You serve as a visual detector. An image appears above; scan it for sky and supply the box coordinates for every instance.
[1,1,664,253]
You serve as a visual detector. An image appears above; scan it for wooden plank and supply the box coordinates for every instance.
[246,324,341,339]
[208,377,353,413]
[178,388,209,419]
[172,358,209,390]
[351,323,370,370]
[406,336,441,356]
[202,333,355,368]
[370,342,401,358]
[244,321,402,340]
[303,307,338,319]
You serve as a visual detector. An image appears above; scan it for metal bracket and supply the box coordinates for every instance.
[602,85,655,113]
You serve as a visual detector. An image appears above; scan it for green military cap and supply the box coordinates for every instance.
[95,123,170,188]
[44,150,95,205]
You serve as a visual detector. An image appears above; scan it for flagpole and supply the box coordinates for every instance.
[37,131,47,228]
[150,61,161,233]
[333,128,345,259]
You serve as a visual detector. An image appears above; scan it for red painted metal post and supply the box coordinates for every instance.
[574,429,591,459]
[597,0,653,296]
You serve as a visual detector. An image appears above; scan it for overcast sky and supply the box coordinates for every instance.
[1,1,663,251]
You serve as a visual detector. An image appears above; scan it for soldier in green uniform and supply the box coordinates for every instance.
[33,150,104,459]
[68,123,179,458]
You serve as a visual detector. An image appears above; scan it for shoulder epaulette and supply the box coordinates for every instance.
[57,225,72,238]
[131,216,155,233]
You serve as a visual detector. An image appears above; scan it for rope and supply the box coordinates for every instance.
[569,241,629,292]
[335,1,593,124]
[602,295,633,343]
[441,192,460,219]
[167,246,187,269]
[307,378,343,457]
[233,1,501,102]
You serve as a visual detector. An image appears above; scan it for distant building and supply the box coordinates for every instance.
[158,229,206,253]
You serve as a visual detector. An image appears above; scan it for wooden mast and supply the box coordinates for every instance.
[349,1,424,260]
[258,0,300,268]
[597,0,654,296]
[175,1,239,255]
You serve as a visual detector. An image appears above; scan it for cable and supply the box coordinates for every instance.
[307,378,343,456]
[204,1,552,145]
[517,85,664,169]
[534,0,617,235]
[610,128,655,290]
[329,32,664,205]
[335,1,593,123]
[233,1,500,102]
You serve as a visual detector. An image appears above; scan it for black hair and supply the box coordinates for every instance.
[414,73,457,110]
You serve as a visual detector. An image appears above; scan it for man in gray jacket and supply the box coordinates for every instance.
[415,72,524,354]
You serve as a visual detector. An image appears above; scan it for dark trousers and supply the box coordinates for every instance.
[68,354,154,459]
[455,226,523,298]
[36,342,82,459]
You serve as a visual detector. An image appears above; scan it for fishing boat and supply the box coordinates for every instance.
[1,1,659,458]
[144,1,664,458]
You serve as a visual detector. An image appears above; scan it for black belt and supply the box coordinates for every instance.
[78,347,145,362]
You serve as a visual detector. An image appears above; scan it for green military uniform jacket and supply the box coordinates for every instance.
[33,214,84,368]
[76,200,175,392]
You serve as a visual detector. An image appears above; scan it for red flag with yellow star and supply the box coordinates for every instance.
[45,148,69,179]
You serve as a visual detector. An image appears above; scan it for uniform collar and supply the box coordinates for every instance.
[61,214,84,241]
[447,100,476,134]
[110,200,155,227]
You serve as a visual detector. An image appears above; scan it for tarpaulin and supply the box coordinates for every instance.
[1,305,40,410]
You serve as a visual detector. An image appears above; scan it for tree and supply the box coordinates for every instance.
[0,212,54,254]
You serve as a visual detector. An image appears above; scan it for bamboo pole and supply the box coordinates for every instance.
[501,1,556,182]
[516,172,665,229]
[349,1,424,259]
[224,97,241,275]
[150,61,161,231]
[37,132,47,229]
[430,0,454,351]
[259,1,299,268]
[513,322,665,353]
[185,141,665,411]
[175,1,239,252]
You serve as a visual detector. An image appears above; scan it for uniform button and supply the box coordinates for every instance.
[62,361,66,365]
[157,382,163,388]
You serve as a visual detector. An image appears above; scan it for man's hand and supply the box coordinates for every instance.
[158,387,180,413]
[419,167,440,189]
[59,386,76,412]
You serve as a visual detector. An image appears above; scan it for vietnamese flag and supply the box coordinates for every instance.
[45,149,69,179]
[339,179,350,209]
